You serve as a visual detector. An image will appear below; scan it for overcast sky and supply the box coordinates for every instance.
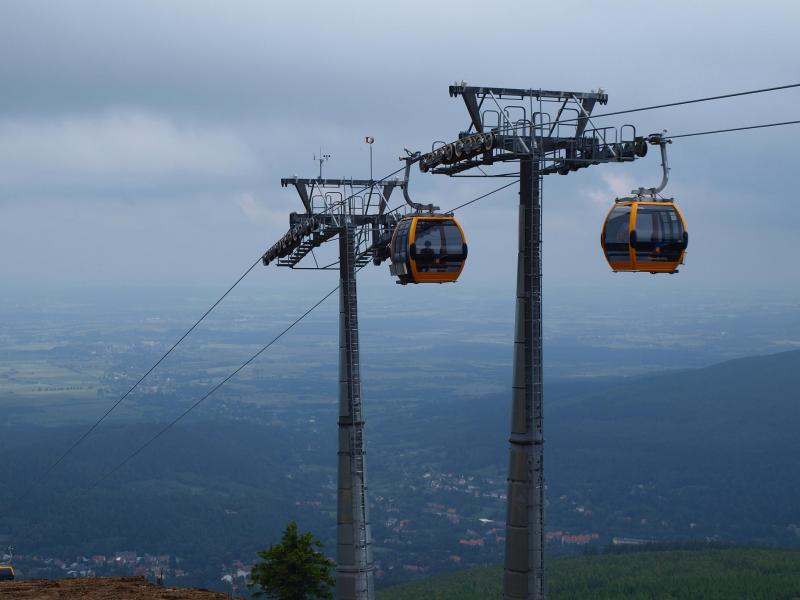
[1,0,799,306]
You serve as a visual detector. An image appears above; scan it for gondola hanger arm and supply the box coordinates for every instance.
[401,151,439,214]
[628,132,672,200]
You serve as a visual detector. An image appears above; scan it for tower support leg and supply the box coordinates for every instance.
[504,157,545,600]
[336,224,375,600]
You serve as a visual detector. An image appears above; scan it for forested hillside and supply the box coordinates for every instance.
[2,349,799,590]
[378,548,800,600]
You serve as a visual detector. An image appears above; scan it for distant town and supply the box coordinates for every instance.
[7,465,615,593]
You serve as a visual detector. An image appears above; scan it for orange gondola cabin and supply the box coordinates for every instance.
[601,200,688,273]
[390,215,468,284]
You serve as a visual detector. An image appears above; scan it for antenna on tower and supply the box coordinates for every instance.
[365,136,375,180]
[313,149,331,180]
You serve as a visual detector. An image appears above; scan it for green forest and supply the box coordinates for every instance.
[3,350,800,590]
[378,548,800,600]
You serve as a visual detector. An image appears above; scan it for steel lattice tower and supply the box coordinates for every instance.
[336,224,374,599]
[418,84,650,600]
[505,157,545,598]
[263,176,404,600]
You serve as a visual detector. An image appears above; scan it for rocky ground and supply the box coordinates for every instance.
[0,576,240,599]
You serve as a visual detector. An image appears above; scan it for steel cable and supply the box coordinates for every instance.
[665,119,800,139]
[6,255,263,510]
[89,283,342,489]
[587,83,800,121]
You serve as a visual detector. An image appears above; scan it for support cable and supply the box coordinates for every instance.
[665,119,800,139]
[592,83,800,120]
[448,179,520,212]
[548,83,800,125]
[89,282,342,489]
[7,255,263,510]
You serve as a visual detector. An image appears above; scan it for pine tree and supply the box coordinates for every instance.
[249,521,336,600]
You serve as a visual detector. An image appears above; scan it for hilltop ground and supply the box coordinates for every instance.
[0,576,239,599]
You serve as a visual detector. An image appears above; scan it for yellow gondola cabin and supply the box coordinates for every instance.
[601,200,688,273]
[389,215,468,284]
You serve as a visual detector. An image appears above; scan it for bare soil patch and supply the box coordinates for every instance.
[0,576,240,599]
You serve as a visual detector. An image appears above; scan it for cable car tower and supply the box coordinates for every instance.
[416,83,659,600]
[261,146,475,597]
[262,173,411,600]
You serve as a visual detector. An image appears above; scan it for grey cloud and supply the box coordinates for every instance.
[0,110,259,194]
[1,0,799,290]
